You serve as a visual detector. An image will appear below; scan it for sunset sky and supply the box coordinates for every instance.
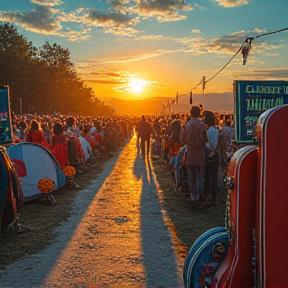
[1,0,288,102]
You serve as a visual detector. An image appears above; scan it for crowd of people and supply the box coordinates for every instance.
[10,112,135,170]
[7,107,235,209]
[136,107,235,209]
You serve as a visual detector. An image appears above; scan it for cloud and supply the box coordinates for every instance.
[79,72,101,76]
[84,0,193,31]
[211,0,249,7]
[136,0,190,12]
[78,69,134,82]
[118,34,197,44]
[134,0,193,22]
[191,29,201,34]
[185,30,285,56]
[87,9,135,26]
[30,0,63,7]
[104,72,125,77]
[84,8,140,35]
[234,68,288,79]
[85,79,125,85]
[0,5,94,41]
[0,0,195,40]
[0,6,57,33]
[104,26,139,36]
[86,48,184,65]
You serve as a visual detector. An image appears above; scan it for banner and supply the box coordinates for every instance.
[234,80,288,143]
[0,85,13,145]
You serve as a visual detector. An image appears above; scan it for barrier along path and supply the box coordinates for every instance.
[0,133,184,288]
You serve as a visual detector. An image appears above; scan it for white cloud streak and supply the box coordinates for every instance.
[212,0,249,8]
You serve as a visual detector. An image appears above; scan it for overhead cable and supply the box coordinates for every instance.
[178,26,288,97]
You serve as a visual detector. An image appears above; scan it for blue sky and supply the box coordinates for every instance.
[0,0,288,101]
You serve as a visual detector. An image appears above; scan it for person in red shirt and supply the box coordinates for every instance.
[50,122,69,168]
[51,122,68,146]
[24,119,48,147]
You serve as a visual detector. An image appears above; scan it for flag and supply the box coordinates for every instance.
[242,38,252,65]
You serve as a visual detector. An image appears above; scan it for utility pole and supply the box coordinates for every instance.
[202,76,205,93]
[176,92,178,114]
[20,97,22,115]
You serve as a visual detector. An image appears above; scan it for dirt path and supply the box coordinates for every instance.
[0,134,184,288]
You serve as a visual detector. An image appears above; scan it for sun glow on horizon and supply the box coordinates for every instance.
[129,78,147,93]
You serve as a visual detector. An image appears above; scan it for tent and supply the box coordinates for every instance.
[6,143,66,201]
[0,146,23,231]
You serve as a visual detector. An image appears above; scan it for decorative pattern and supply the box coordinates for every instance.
[38,178,55,193]
[63,165,76,177]
[225,176,234,243]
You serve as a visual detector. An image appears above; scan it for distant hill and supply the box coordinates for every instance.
[101,92,234,116]
[177,92,234,113]
[101,97,165,116]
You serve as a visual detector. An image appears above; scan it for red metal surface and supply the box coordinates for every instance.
[256,104,288,288]
[212,145,257,287]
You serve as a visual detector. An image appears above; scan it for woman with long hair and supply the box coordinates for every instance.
[24,119,48,147]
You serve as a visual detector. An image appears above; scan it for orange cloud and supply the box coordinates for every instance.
[212,0,248,7]
[86,79,126,85]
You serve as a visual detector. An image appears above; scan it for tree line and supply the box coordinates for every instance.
[0,22,115,116]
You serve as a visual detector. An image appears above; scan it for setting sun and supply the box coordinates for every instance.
[129,78,147,93]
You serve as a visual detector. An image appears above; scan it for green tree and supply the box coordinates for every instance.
[0,22,35,113]
[0,22,115,116]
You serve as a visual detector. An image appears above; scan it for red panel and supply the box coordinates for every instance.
[257,104,288,287]
[213,145,257,287]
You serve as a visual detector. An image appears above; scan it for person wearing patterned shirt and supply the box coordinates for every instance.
[182,106,208,207]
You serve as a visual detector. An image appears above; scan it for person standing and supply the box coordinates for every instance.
[18,116,28,140]
[152,118,162,155]
[138,115,152,158]
[50,122,69,169]
[219,115,235,169]
[182,106,208,206]
[204,110,219,204]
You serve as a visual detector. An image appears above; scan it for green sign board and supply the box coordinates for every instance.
[234,80,288,143]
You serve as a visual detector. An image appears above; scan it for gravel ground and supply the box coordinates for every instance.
[0,135,184,288]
